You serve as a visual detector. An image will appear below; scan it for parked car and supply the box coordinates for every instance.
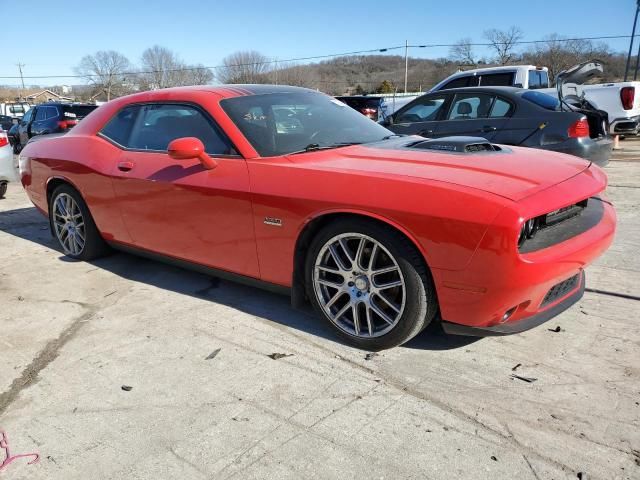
[335,95,387,121]
[19,85,616,350]
[0,102,31,119]
[0,115,17,131]
[382,86,612,166]
[0,129,17,198]
[15,102,98,152]
[7,123,19,153]
[432,61,640,136]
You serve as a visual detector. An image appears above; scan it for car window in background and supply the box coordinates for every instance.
[46,106,59,120]
[521,91,559,110]
[221,92,391,157]
[441,76,471,89]
[528,70,549,90]
[396,96,447,123]
[9,105,25,115]
[34,108,47,121]
[21,109,34,124]
[447,93,495,120]
[63,105,97,119]
[479,72,515,86]
[100,105,141,147]
[128,103,234,155]
[489,98,513,117]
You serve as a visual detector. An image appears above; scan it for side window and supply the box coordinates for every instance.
[528,70,549,89]
[489,98,513,117]
[396,96,447,123]
[35,108,47,121]
[46,106,59,120]
[441,76,471,90]
[128,104,234,155]
[447,93,494,120]
[528,71,540,89]
[479,73,515,87]
[21,109,34,124]
[100,105,141,147]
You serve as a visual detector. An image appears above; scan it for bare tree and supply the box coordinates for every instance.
[272,61,317,87]
[139,45,183,89]
[74,50,132,101]
[217,51,270,84]
[183,64,214,85]
[449,38,476,66]
[483,27,524,65]
[522,34,611,83]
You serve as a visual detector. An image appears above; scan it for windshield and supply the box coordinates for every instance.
[221,91,392,157]
[521,91,559,111]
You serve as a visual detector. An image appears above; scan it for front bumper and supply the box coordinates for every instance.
[432,167,616,336]
[442,271,585,336]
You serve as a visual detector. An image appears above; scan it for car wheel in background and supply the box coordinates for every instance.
[49,184,110,260]
[305,218,438,350]
[0,182,7,199]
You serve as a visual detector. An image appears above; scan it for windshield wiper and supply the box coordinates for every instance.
[288,142,362,155]
[381,134,405,140]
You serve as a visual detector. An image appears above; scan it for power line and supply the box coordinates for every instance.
[0,34,635,81]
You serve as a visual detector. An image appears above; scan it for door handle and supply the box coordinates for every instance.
[117,161,134,172]
[480,126,497,133]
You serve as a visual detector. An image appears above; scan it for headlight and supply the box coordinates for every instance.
[518,218,538,247]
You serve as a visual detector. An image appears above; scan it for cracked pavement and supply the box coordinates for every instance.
[0,151,639,479]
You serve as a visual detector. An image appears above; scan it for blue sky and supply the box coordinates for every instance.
[0,0,636,86]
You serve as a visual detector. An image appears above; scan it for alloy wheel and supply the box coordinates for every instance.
[52,193,86,256]
[313,233,406,338]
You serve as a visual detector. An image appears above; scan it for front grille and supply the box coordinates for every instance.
[541,274,580,307]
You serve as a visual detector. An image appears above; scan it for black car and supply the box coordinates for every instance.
[381,87,612,166]
[15,102,98,152]
[335,96,387,121]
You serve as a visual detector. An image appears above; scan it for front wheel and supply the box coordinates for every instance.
[49,184,110,260]
[305,219,438,350]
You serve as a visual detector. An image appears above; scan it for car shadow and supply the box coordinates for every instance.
[0,206,480,352]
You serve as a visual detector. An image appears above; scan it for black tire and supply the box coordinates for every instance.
[49,184,110,260]
[0,182,7,199]
[305,218,438,350]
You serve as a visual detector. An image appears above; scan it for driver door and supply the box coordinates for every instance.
[105,102,260,278]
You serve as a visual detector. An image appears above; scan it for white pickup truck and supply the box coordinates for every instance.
[430,62,640,136]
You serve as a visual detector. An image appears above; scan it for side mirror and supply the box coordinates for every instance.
[167,137,217,170]
[383,114,393,126]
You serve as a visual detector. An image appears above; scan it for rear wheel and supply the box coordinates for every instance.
[0,182,7,199]
[49,184,110,260]
[306,218,437,350]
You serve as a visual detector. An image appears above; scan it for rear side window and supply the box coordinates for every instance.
[479,73,514,87]
[34,108,46,121]
[128,104,235,155]
[489,98,513,117]
[100,105,141,147]
[63,105,97,119]
[447,93,495,120]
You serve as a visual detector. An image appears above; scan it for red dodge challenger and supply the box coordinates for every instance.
[19,85,616,350]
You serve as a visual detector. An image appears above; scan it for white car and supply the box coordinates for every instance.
[0,129,17,198]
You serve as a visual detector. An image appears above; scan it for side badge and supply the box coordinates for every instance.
[264,217,283,227]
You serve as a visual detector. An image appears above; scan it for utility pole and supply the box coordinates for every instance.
[16,62,26,100]
[625,0,640,81]
[404,40,409,93]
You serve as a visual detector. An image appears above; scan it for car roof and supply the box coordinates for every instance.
[38,102,97,107]
[117,84,320,102]
[431,86,525,94]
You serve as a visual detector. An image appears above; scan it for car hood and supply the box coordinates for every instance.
[288,138,591,202]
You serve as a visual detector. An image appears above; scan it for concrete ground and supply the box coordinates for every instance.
[0,145,639,480]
